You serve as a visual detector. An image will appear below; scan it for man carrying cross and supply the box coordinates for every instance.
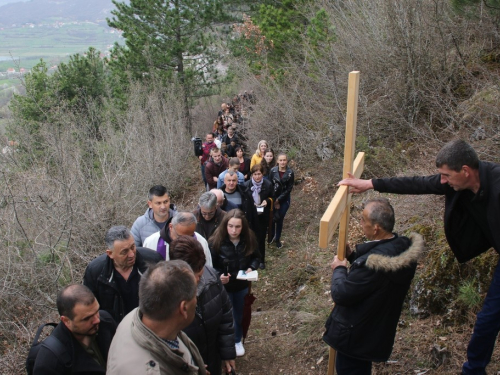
[323,198,423,374]
[339,139,500,375]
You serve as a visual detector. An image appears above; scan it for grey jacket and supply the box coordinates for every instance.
[131,205,177,247]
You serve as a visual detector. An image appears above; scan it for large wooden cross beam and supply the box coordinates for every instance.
[318,71,365,375]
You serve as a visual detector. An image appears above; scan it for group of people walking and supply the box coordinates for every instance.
[193,102,296,360]
[30,135,500,375]
[31,96,296,375]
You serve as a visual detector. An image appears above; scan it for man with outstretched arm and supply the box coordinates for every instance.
[338,139,500,375]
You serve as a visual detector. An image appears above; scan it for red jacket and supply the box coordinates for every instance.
[200,142,217,164]
[205,157,229,190]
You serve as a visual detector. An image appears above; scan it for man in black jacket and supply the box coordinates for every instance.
[323,198,423,374]
[83,226,163,323]
[193,191,226,240]
[338,140,500,374]
[221,171,257,231]
[33,284,116,375]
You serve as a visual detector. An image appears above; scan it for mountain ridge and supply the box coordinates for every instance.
[0,0,118,27]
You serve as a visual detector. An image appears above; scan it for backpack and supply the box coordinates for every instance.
[192,137,203,157]
[26,323,71,375]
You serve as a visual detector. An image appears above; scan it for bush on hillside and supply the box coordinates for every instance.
[0,79,191,367]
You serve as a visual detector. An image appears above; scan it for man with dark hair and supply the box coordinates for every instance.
[143,211,213,266]
[193,192,226,240]
[222,126,240,156]
[339,139,500,374]
[221,171,257,230]
[323,198,423,374]
[33,284,116,375]
[107,260,207,375]
[83,226,163,323]
[131,185,177,247]
[217,157,245,188]
[205,148,229,190]
[200,133,218,189]
[170,236,236,375]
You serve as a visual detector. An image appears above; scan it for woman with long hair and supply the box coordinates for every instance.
[209,209,259,357]
[260,148,276,179]
[212,116,224,133]
[269,153,294,249]
[245,164,273,269]
[235,146,251,181]
[250,140,269,169]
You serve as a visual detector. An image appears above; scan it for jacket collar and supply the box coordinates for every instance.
[159,216,175,243]
[53,320,106,373]
[272,166,292,179]
[476,161,489,201]
[363,233,423,272]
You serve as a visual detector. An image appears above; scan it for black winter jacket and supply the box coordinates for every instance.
[244,178,274,220]
[372,161,500,263]
[33,310,116,375]
[183,266,235,375]
[269,166,294,203]
[83,248,163,323]
[323,233,423,362]
[220,183,258,232]
[211,238,260,293]
[193,207,226,241]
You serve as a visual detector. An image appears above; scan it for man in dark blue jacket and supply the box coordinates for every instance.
[339,140,500,374]
[323,198,422,374]
[33,284,116,374]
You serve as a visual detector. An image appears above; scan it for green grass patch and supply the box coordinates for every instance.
[0,23,123,70]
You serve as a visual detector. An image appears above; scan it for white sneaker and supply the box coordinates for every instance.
[235,341,245,356]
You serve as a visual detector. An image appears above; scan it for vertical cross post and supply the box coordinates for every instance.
[318,71,364,375]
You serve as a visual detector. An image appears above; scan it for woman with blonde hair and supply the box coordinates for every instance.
[250,140,269,169]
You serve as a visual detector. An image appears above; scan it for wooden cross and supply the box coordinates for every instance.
[318,71,365,375]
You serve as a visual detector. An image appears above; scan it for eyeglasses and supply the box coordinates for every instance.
[200,209,217,218]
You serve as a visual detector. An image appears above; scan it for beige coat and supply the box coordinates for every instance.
[107,308,207,375]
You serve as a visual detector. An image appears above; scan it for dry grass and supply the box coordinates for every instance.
[235,154,500,375]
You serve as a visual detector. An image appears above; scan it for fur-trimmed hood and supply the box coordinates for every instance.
[365,232,424,272]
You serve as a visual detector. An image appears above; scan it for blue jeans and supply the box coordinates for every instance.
[274,198,290,241]
[336,351,372,375]
[201,163,207,185]
[228,287,248,344]
[463,258,500,374]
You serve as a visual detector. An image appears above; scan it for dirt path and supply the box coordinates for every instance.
[232,171,500,375]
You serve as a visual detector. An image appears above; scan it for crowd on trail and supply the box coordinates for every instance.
[28,93,297,375]
[27,97,500,375]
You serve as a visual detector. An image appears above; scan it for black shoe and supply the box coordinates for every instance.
[276,241,283,249]
[259,263,265,269]
[267,236,275,245]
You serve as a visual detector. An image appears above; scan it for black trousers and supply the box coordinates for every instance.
[336,351,372,375]
[256,213,268,263]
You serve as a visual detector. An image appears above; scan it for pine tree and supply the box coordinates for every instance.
[108,0,227,134]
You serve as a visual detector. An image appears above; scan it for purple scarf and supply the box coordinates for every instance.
[251,177,263,205]
[157,238,167,260]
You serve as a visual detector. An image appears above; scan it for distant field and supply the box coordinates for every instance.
[0,22,123,70]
